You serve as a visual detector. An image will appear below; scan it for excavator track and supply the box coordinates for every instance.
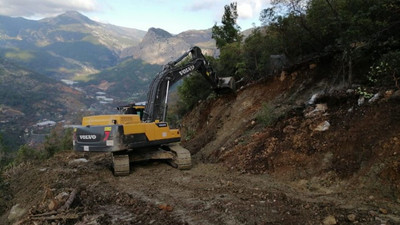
[112,154,130,176]
[166,143,192,170]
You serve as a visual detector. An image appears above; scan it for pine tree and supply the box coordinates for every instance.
[212,2,242,49]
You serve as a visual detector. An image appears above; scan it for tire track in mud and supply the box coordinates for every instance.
[109,162,362,225]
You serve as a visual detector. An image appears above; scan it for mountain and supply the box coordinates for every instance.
[122,28,217,65]
[0,12,218,80]
[0,57,87,146]
[0,11,146,79]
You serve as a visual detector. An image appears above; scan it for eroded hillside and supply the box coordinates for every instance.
[181,67,400,209]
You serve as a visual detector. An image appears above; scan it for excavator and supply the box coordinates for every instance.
[73,46,235,176]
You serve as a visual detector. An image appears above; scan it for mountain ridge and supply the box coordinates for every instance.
[0,11,217,78]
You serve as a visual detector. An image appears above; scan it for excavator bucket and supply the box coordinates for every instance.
[217,76,236,93]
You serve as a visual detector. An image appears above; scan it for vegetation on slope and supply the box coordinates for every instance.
[178,0,399,115]
[0,58,86,148]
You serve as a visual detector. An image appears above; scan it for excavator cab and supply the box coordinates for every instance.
[117,104,145,120]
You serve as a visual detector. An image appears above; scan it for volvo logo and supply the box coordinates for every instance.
[79,135,97,140]
[179,65,195,76]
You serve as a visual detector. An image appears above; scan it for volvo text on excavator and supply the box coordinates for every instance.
[72,46,235,176]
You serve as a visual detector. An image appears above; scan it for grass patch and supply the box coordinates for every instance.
[256,103,279,126]
[5,51,34,62]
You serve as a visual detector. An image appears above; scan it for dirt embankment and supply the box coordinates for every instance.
[1,69,400,225]
[181,70,400,219]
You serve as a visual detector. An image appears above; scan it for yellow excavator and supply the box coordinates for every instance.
[73,46,235,176]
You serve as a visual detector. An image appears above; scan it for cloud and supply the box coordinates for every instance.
[237,0,265,19]
[187,0,221,11]
[187,0,269,20]
[0,0,99,18]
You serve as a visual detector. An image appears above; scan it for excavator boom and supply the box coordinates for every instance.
[143,46,235,122]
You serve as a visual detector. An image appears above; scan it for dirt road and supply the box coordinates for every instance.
[3,151,399,225]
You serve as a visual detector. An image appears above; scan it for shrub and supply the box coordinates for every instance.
[256,103,278,126]
[14,145,44,164]
[44,126,73,158]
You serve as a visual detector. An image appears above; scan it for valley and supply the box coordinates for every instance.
[0,11,216,148]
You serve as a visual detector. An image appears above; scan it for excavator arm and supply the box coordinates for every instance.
[143,46,235,122]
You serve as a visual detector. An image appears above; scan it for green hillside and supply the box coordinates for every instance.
[0,12,146,79]
[0,48,83,79]
[0,58,87,147]
[43,41,118,69]
[83,58,161,101]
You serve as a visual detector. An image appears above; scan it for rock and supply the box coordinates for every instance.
[290,72,298,80]
[384,90,394,99]
[280,71,287,81]
[347,214,357,222]
[323,215,337,225]
[379,208,388,214]
[305,103,328,118]
[369,210,377,216]
[8,204,27,222]
[358,96,365,106]
[315,103,328,111]
[308,93,320,105]
[314,121,330,132]
[309,64,317,69]
[158,204,173,212]
[69,158,89,165]
[391,90,400,100]
[48,199,60,211]
[283,125,296,133]
[368,93,381,103]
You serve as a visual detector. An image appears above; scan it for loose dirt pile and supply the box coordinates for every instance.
[2,152,186,225]
[2,150,400,225]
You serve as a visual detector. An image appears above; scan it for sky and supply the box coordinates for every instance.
[0,0,272,34]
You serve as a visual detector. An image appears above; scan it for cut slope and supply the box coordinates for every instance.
[181,70,400,201]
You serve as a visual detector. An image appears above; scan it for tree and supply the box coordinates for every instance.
[177,71,213,115]
[212,2,242,49]
[44,124,73,158]
[242,28,283,78]
[259,0,400,85]
[216,42,244,79]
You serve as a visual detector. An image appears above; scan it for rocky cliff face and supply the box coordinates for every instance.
[124,28,217,65]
